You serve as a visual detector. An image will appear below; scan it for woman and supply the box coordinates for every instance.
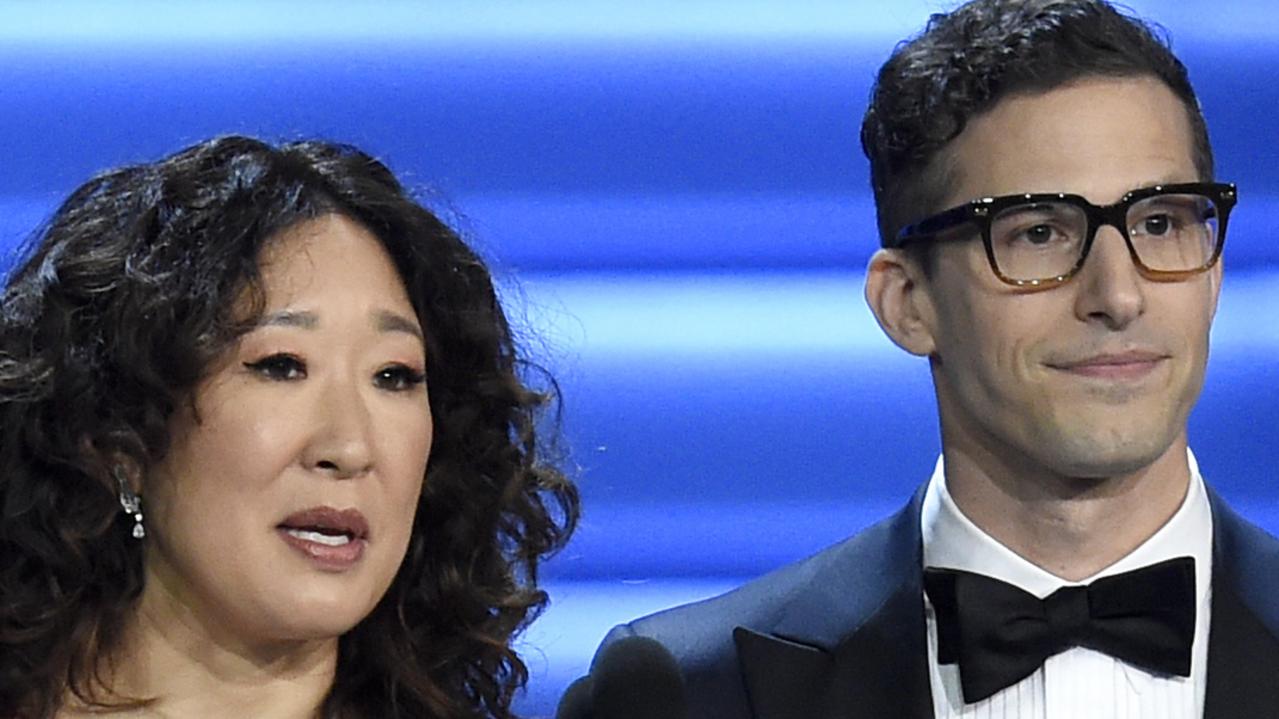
[0,136,579,718]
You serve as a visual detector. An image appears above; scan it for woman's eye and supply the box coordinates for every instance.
[243,354,307,381]
[374,364,426,392]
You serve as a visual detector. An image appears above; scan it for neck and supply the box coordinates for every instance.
[941,435,1192,581]
[69,576,340,719]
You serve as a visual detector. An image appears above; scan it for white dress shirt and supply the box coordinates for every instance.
[920,451,1213,719]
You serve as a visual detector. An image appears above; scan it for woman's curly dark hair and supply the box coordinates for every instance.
[0,135,579,719]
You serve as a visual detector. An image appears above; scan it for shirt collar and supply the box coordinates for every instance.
[921,449,1213,602]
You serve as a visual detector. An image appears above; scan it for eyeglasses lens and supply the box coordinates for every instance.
[1127,193,1219,272]
[989,193,1220,282]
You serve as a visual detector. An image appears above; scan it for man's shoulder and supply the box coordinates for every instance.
[608,529,864,664]
[1209,489,1279,630]
[1211,490,1279,558]
[596,493,924,681]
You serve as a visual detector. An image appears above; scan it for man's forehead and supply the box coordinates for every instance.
[934,76,1201,207]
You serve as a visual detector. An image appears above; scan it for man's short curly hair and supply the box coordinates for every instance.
[0,136,579,719]
[860,0,1214,254]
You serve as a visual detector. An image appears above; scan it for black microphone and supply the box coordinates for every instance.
[556,636,690,719]
[556,674,594,719]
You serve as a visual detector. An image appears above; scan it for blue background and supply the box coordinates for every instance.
[1,2,1276,715]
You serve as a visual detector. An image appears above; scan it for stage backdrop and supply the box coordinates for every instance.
[1,2,1275,714]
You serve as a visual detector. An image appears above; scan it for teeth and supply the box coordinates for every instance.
[286,528,351,546]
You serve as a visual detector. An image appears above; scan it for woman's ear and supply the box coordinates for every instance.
[864,248,937,357]
[78,435,143,494]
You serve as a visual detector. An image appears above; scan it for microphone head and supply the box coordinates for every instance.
[590,636,689,719]
[555,674,594,719]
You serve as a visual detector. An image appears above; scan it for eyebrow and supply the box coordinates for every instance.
[260,310,319,330]
[374,310,424,341]
[259,309,424,341]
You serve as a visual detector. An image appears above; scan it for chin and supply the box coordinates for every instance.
[1038,426,1176,480]
[256,586,384,641]
[258,605,370,643]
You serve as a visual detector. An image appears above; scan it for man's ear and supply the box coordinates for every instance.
[864,248,937,357]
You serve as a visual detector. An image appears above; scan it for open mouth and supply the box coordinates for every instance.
[276,506,370,569]
[282,527,355,546]
[278,506,370,539]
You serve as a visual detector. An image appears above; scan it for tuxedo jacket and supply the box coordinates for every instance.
[587,487,1279,719]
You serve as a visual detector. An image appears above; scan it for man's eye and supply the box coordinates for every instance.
[243,354,307,381]
[374,364,426,392]
[1002,223,1069,248]
[1137,214,1173,236]
[1021,224,1072,246]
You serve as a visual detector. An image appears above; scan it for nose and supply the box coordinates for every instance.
[1072,226,1145,330]
[302,376,374,479]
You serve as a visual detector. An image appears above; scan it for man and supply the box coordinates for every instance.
[564,1,1279,717]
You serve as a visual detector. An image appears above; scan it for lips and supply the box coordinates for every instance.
[277,506,370,571]
[1046,350,1170,380]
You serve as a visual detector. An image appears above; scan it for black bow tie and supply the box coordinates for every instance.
[923,556,1196,704]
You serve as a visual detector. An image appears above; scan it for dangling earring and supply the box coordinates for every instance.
[113,465,145,539]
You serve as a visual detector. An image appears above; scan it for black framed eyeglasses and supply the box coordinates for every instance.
[891,182,1238,288]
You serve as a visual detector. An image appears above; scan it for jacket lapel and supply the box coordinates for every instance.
[735,627,833,719]
[734,490,934,719]
[1203,490,1279,718]
[731,486,1279,719]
